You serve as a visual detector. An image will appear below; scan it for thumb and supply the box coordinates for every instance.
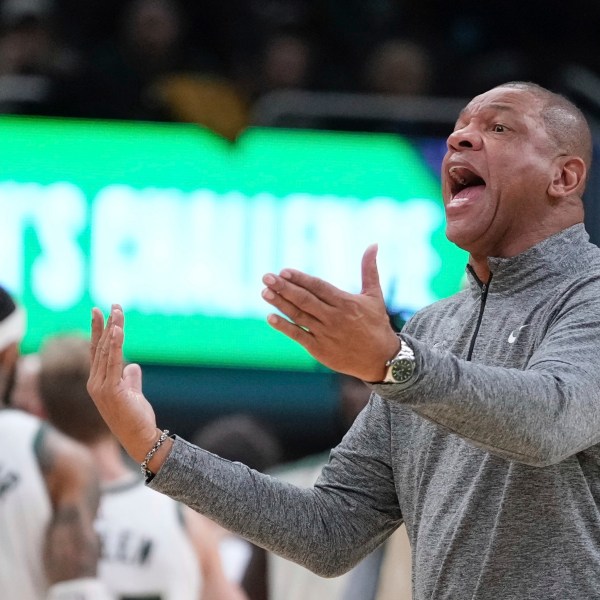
[123,362,143,392]
[361,243,384,299]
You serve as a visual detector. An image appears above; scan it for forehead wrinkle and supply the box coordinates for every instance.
[457,102,521,124]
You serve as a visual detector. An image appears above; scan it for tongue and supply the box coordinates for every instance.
[451,184,485,203]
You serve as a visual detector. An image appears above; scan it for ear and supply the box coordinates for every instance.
[548,156,587,199]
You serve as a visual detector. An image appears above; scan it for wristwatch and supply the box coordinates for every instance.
[383,338,415,384]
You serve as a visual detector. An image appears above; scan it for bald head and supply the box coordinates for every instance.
[496,82,593,173]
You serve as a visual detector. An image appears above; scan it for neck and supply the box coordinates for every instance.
[468,255,491,283]
[88,436,134,483]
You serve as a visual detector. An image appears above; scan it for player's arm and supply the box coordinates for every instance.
[36,423,110,599]
[183,506,249,600]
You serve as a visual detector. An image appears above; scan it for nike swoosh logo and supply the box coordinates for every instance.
[508,324,529,344]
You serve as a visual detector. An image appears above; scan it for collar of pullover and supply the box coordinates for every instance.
[466,223,593,296]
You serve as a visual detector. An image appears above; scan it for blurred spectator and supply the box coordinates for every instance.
[9,352,46,419]
[0,0,98,117]
[362,39,434,97]
[38,333,248,600]
[309,0,406,92]
[244,30,318,130]
[336,371,375,430]
[90,0,249,139]
[0,283,23,405]
[192,413,284,596]
[192,413,283,473]
[256,33,314,94]
[0,3,56,114]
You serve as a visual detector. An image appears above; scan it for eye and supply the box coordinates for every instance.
[492,123,507,133]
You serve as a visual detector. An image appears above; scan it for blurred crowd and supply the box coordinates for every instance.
[1,0,600,140]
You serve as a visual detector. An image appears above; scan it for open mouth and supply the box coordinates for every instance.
[448,166,486,197]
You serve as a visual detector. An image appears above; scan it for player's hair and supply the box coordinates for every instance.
[39,334,111,444]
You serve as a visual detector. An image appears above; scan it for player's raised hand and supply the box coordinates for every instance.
[261,244,400,382]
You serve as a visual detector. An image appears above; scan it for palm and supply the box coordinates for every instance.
[111,380,155,443]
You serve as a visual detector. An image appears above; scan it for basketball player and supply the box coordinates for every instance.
[0,285,110,599]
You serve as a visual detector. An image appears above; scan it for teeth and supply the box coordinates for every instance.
[449,167,466,185]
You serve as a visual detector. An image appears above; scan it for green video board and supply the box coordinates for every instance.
[0,116,466,370]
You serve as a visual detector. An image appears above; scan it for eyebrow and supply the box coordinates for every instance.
[457,103,519,122]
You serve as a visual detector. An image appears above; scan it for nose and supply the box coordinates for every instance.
[446,125,482,152]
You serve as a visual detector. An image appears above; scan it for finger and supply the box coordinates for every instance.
[89,307,105,378]
[97,306,122,379]
[263,272,343,319]
[90,308,113,385]
[361,243,385,300]
[110,305,124,330]
[263,270,343,307]
[266,312,315,349]
[123,362,142,393]
[261,286,322,331]
[106,320,125,388]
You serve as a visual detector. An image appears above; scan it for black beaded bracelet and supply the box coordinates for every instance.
[140,429,170,478]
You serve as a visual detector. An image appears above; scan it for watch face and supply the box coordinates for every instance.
[391,358,415,383]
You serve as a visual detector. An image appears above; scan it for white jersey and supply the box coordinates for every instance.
[96,475,201,600]
[0,409,52,599]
